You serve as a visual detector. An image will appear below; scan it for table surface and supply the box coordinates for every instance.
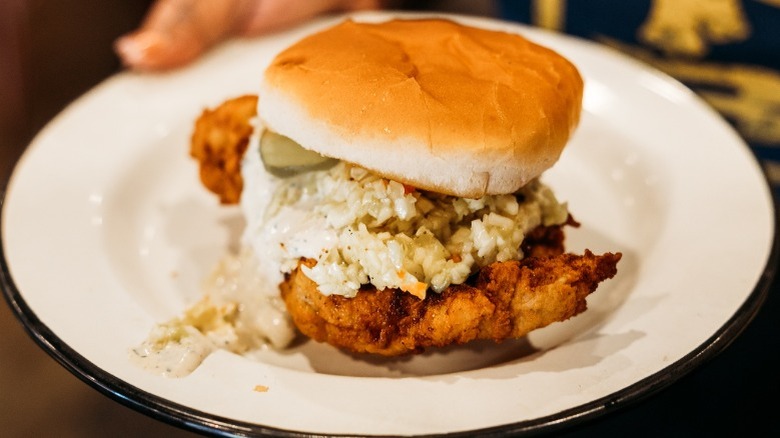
[1,2,778,437]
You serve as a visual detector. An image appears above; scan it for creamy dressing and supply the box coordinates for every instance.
[131,325,215,377]
[130,248,296,377]
[241,128,338,281]
[131,125,330,378]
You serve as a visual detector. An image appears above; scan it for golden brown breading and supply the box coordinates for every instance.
[521,215,579,259]
[281,249,621,356]
[190,95,258,204]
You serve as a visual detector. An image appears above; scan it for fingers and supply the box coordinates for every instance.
[116,0,385,72]
[115,0,254,71]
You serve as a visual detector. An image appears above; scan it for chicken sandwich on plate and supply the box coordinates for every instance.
[190,18,622,356]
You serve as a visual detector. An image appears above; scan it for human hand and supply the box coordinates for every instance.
[115,0,384,71]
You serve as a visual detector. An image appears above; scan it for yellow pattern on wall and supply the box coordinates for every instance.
[639,0,751,57]
[528,0,779,146]
[531,0,565,30]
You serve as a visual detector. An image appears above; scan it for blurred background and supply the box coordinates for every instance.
[1,0,778,436]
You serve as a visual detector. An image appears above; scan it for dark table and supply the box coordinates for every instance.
[1,1,778,436]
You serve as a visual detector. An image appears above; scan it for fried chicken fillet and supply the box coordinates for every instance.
[191,96,622,356]
[190,94,257,204]
[281,229,620,356]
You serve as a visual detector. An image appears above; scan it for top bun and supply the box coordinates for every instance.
[259,18,583,198]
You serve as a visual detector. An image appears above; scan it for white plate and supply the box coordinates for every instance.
[1,11,775,437]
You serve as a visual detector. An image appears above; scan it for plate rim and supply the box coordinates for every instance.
[2,11,778,436]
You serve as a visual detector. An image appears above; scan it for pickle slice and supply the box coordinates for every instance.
[259,130,337,177]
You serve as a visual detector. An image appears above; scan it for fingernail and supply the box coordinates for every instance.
[115,35,146,67]
[116,32,165,69]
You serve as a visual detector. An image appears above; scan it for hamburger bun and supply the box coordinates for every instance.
[259,18,583,198]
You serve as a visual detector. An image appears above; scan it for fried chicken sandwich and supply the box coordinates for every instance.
[190,18,621,356]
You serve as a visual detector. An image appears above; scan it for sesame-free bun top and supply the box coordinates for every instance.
[259,18,583,197]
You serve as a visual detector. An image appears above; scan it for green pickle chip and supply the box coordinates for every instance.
[260,130,337,177]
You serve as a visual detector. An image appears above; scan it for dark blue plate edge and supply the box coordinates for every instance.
[1,162,777,438]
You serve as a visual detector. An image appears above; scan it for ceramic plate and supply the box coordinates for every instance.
[1,12,775,437]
